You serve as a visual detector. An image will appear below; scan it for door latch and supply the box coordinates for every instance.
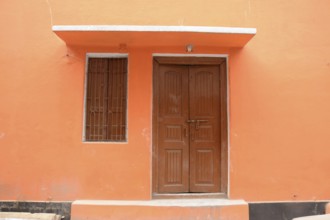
[186,119,208,129]
[195,119,208,129]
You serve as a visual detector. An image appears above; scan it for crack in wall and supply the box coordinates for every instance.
[45,0,53,27]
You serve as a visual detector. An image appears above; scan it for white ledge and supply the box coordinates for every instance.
[52,25,256,35]
[52,25,256,47]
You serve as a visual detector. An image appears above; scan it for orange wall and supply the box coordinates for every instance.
[0,0,330,202]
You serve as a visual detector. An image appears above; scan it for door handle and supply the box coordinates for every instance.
[186,119,196,123]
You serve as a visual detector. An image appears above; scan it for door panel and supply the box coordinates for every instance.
[189,66,220,192]
[156,64,221,193]
[158,65,189,193]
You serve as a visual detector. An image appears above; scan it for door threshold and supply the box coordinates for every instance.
[152,193,227,199]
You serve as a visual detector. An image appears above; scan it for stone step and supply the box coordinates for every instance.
[71,199,248,220]
[0,212,62,220]
[293,214,330,220]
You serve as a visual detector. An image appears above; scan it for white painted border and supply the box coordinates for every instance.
[52,25,256,35]
[226,56,231,198]
[82,53,129,144]
[151,53,231,197]
[152,53,228,58]
[86,53,128,58]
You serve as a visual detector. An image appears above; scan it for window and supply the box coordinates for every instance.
[84,57,128,142]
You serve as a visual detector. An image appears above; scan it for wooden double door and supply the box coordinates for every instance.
[153,58,225,193]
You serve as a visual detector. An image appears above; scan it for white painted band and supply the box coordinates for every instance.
[52,25,256,35]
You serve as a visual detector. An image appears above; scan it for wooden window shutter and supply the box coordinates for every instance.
[85,57,127,141]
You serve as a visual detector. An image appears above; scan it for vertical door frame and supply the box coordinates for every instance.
[152,54,229,197]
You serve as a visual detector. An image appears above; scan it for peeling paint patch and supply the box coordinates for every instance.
[0,184,19,198]
[141,128,150,142]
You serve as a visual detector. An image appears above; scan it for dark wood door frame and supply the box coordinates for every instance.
[152,56,228,196]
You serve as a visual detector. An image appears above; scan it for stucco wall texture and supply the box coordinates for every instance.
[0,0,330,202]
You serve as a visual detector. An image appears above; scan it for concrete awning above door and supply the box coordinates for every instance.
[52,25,256,48]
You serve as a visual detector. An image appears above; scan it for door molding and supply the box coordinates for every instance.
[152,56,228,196]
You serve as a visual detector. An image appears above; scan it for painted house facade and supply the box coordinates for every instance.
[1,0,330,219]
